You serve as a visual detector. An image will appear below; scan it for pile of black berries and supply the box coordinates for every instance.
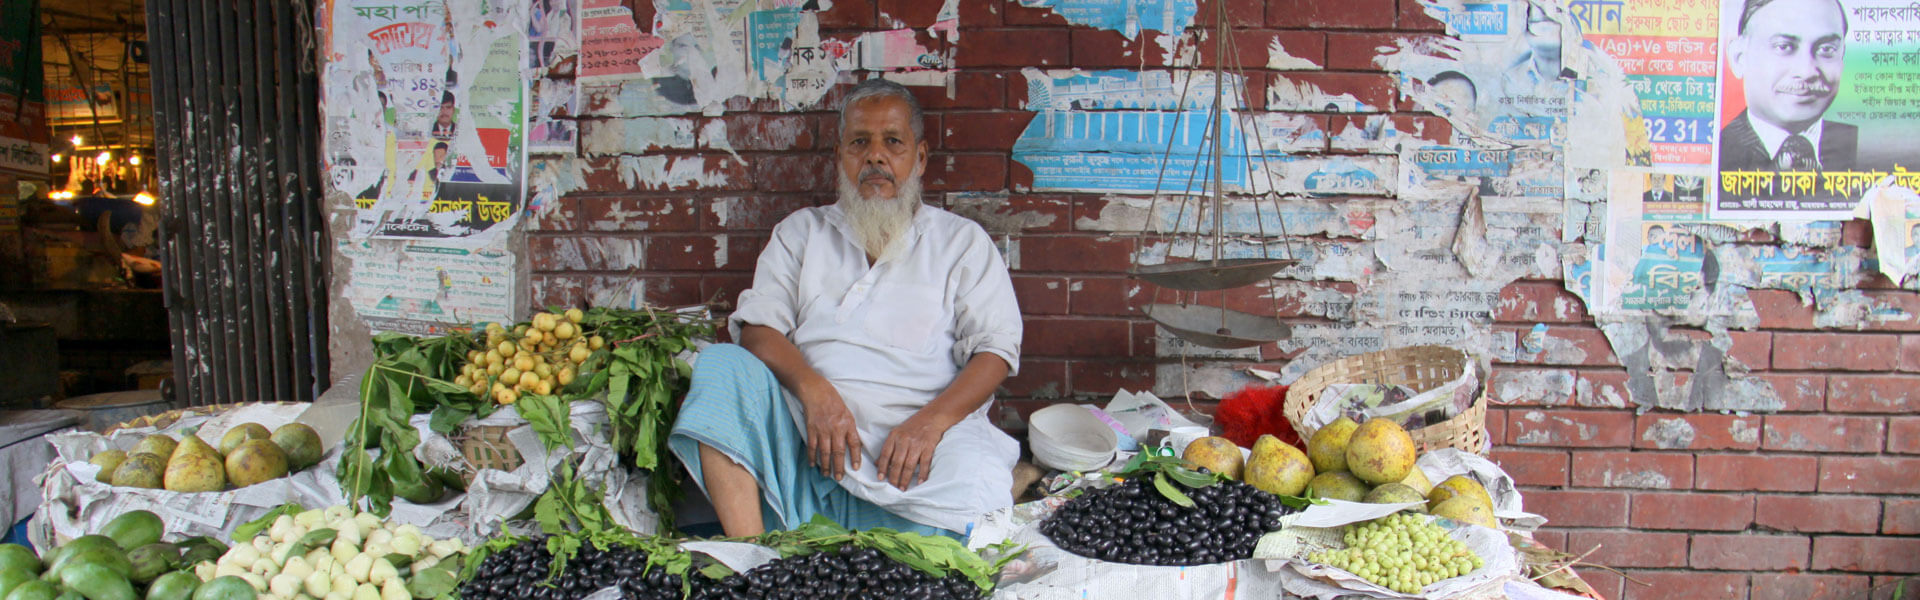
[1039,476,1298,566]
[458,539,986,600]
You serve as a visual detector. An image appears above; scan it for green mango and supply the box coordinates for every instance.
[188,577,253,600]
[142,572,198,600]
[99,512,164,552]
[172,540,223,570]
[58,563,135,600]
[1,580,57,600]
[123,544,178,584]
[42,548,131,583]
[0,569,37,598]
[52,592,80,600]
[0,546,39,575]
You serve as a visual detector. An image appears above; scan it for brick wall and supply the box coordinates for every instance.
[529,1,1920,598]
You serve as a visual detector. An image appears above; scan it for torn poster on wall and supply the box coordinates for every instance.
[320,0,529,243]
[1013,69,1276,194]
[1710,0,1920,220]
[336,238,519,335]
[529,0,580,154]
[576,0,955,117]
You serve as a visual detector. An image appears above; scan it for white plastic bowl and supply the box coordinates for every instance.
[1029,404,1119,472]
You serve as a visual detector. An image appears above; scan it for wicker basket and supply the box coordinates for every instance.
[1283,345,1489,454]
[451,423,524,483]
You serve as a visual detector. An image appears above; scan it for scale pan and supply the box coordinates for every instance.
[1130,258,1297,292]
[1143,303,1291,349]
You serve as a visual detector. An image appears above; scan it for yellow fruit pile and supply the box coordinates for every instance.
[452,308,607,404]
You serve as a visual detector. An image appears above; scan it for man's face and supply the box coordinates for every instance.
[438,101,456,122]
[838,96,927,201]
[1731,0,1846,133]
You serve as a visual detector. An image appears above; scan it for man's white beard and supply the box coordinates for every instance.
[838,168,921,262]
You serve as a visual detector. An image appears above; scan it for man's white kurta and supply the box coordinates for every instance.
[729,203,1024,533]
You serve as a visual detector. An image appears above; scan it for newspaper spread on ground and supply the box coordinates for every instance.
[31,403,352,547]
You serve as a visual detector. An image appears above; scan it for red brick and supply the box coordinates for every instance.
[1828,375,1920,413]
[999,360,1065,398]
[1128,322,1158,358]
[1859,290,1920,331]
[939,112,1031,152]
[528,195,580,231]
[1774,332,1901,371]
[576,155,752,192]
[1016,236,1134,273]
[751,154,836,193]
[874,0,944,26]
[1760,373,1829,412]
[1691,533,1810,570]
[719,114,817,151]
[1488,448,1568,487]
[1000,2,1068,25]
[702,196,814,231]
[1484,406,1507,451]
[1496,325,1619,367]
[945,193,1071,234]
[1871,576,1920,600]
[579,196,701,232]
[1633,413,1762,450]
[1891,417,1920,454]
[1522,490,1629,528]
[1620,571,1748,600]
[1756,496,1882,534]
[924,153,1007,191]
[1749,574,1872,600]
[528,235,645,272]
[1267,73,1397,113]
[1885,498,1920,534]
[1268,0,1395,28]
[1571,451,1693,489]
[1398,0,1446,31]
[1750,288,1818,329]
[1696,454,1818,492]
[1068,29,1170,69]
[1323,32,1415,71]
[642,235,723,271]
[816,0,875,28]
[1819,456,1920,494]
[1495,281,1593,324]
[1507,409,1633,447]
[1193,0,1266,27]
[1253,31,1326,70]
[1763,415,1886,453]
[1813,536,1920,572]
[1630,492,1753,531]
[955,29,1069,68]
[1565,530,1687,568]
[1576,370,1633,408]
[908,71,1005,110]
[1067,277,1148,317]
[1576,569,1625,600]
[700,273,752,306]
[1068,361,1157,396]
[1902,334,1920,372]
[1487,368,1576,407]
[1012,276,1069,316]
[1023,318,1134,358]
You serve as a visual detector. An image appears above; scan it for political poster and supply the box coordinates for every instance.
[1710,0,1920,220]
[320,0,528,243]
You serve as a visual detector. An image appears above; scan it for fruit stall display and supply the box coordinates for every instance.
[89,423,323,492]
[0,510,219,600]
[340,307,713,525]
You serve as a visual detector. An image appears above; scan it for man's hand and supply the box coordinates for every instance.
[877,412,951,489]
[798,379,862,480]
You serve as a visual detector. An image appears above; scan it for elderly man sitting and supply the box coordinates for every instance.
[668,79,1023,539]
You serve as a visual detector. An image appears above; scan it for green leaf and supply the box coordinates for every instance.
[427,405,472,435]
[231,504,305,543]
[408,560,462,598]
[696,561,734,580]
[516,395,573,452]
[1153,472,1196,508]
[283,528,338,558]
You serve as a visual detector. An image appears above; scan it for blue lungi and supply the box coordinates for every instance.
[667,343,961,539]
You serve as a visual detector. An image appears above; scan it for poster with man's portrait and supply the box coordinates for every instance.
[1711,0,1920,220]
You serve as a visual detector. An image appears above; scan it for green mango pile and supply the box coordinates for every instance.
[0,511,253,600]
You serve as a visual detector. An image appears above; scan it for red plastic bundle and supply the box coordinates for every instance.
[1215,384,1301,449]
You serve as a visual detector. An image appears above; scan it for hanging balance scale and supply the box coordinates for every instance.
[1131,1,1298,350]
